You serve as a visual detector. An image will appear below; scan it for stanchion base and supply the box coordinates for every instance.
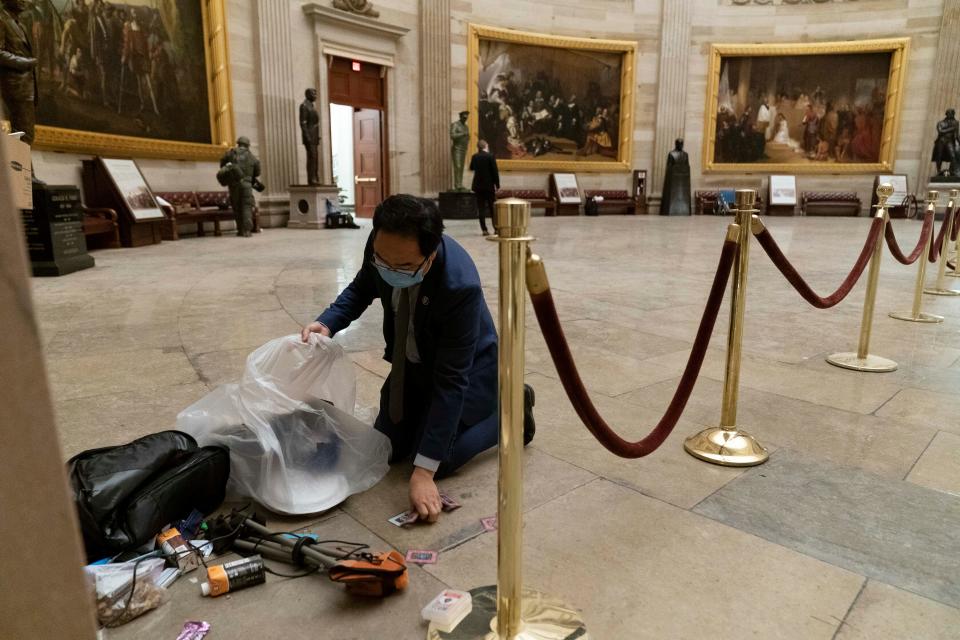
[888,311,944,323]
[923,287,960,296]
[427,586,588,639]
[826,352,898,372]
[683,427,769,467]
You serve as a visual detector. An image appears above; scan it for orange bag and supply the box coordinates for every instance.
[328,550,408,597]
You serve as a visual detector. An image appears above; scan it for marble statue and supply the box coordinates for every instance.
[450,111,470,191]
[932,109,960,177]
[300,88,321,185]
[0,0,38,145]
[661,138,691,216]
[332,0,379,18]
[219,136,262,237]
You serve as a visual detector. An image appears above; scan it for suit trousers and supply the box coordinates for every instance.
[374,360,498,477]
[475,190,496,233]
[5,98,35,144]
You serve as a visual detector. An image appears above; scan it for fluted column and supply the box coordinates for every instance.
[254,0,300,224]
[651,0,693,209]
[419,0,452,194]
[918,0,960,190]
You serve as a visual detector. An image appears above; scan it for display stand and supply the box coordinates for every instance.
[549,173,581,216]
[632,169,648,214]
[767,175,797,216]
[81,158,164,247]
[288,184,341,229]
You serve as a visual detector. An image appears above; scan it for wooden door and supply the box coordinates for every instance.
[353,108,383,218]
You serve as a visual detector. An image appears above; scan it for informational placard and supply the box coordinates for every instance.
[552,173,581,204]
[877,174,909,205]
[769,175,797,206]
[100,158,164,220]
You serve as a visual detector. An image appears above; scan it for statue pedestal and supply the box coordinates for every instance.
[288,184,341,229]
[438,190,477,220]
[21,185,95,277]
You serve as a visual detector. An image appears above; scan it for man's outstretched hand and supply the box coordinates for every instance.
[300,321,330,342]
[409,466,441,523]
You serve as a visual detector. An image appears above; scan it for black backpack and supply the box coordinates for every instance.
[67,431,229,561]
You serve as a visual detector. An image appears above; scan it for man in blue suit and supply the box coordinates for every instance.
[301,195,534,523]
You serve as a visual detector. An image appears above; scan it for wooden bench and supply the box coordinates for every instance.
[801,191,862,217]
[584,189,637,215]
[496,189,557,216]
[81,206,120,249]
[695,190,766,215]
[155,190,261,240]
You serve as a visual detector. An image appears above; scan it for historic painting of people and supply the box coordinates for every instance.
[22,0,233,160]
[703,40,909,173]
[467,25,635,172]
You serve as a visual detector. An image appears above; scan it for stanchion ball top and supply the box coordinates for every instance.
[927,190,940,203]
[876,182,894,202]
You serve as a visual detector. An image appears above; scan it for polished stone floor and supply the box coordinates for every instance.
[34,215,960,639]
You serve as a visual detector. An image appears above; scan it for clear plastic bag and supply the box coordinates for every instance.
[86,558,169,627]
[177,334,391,515]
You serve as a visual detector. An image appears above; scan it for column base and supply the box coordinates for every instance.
[683,427,769,467]
[288,184,341,229]
[426,586,588,640]
[826,352,898,372]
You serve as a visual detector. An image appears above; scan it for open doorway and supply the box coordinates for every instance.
[327,57,387,218]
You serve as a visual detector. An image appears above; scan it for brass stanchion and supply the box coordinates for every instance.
[923,188,960,296]
[684,190,769,467]
[948,196,960,277]
[889,191,944,323]
[826,183,898,372]
[428,199,586,640]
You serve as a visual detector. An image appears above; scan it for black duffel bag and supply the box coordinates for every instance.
[68,430,229,561]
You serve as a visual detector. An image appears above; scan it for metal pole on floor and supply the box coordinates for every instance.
[427,199,586,639]
[889,191,944,323]
[923,189,960,296]
[826,183,899,372]
[684,189,769,467]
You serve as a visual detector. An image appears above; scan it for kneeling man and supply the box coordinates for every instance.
[301,195,533,523]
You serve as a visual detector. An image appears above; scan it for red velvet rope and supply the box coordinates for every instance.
[527,238,737,458]
[929,209,953,262]
[753,217,883,309]
[885,212,934,265]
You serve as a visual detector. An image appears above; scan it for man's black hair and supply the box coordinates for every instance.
[372,194,445,257]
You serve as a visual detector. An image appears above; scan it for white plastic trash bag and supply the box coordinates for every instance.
[177,334,391,515]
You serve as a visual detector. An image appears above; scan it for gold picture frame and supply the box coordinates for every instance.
[703,38,910,174]
[466,24,636,173]
[33,0,234,161]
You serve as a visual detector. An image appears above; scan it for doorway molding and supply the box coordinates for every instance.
[302,4,408,194]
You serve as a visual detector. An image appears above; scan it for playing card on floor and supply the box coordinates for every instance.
[388,509,420,527]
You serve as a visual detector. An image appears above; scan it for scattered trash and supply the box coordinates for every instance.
[388,509,420,527]
[422,589,472,633]
[175,621,211,640]
[201,555,266,598]
[481,516,498,532]
[405,550,438,565]
[157,528,199,574]
[439,491,461,512]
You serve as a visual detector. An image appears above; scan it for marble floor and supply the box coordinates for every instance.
[34,215,960,639]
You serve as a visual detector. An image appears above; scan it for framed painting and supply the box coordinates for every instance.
[768,175,797,205]
[703,39,910,174]
[99,158,164,220]
[466,24,636,172]
[22,0,234,160]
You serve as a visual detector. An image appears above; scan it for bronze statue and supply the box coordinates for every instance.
[332,0,379,18]
[450,111,470,191]
[0,0,38,145]
[300,88,321,185]
[219,136,262,237]
[932,109,959,177]
[661,138,691,216]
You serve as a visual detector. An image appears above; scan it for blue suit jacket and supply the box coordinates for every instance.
[317,233,498,461]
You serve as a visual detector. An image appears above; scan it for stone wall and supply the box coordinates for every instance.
[28,0,954,215]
